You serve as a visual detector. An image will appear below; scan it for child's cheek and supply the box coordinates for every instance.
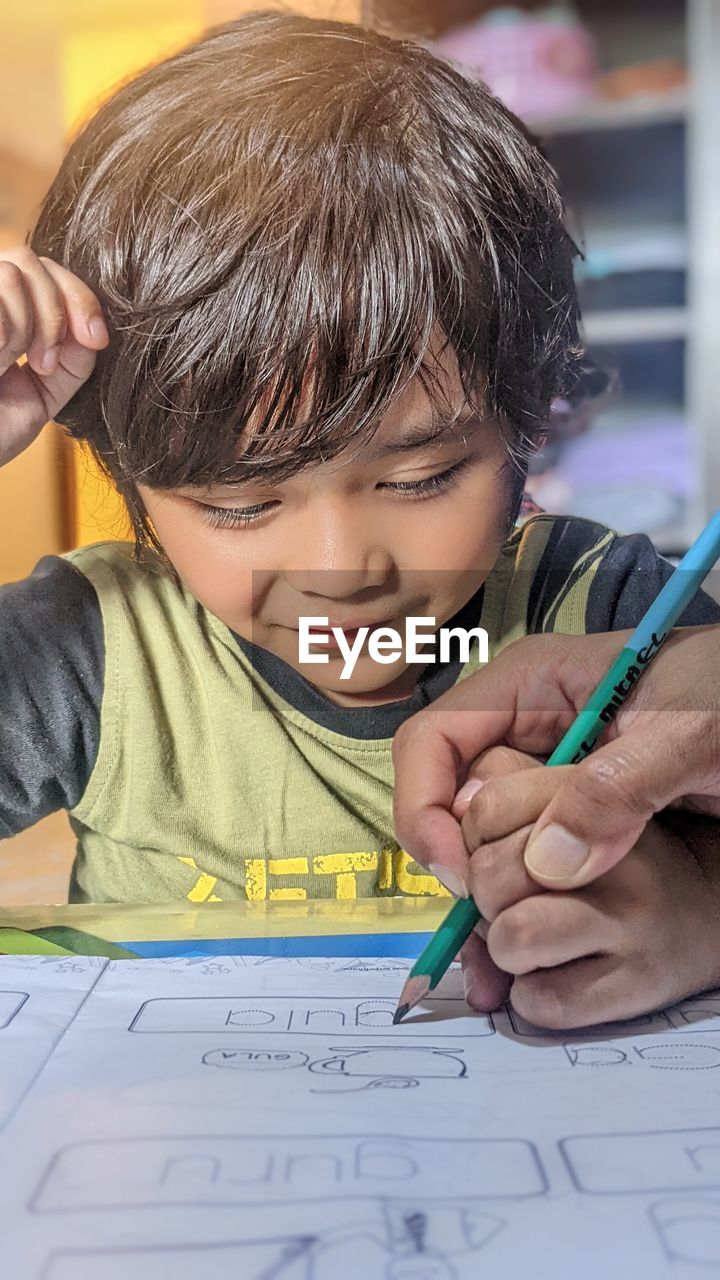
[174,553,269,637]
[138,490,267,632]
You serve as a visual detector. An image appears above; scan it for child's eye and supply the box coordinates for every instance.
[200,501,278,529]
[197,458,471,529]
[380,457,472,497]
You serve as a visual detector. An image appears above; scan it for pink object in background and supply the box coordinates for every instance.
[434,5,597,121]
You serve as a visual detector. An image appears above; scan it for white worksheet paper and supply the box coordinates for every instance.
[2,954,720,1278]
[0,955,105,1131]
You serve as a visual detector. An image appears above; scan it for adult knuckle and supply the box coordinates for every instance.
[392,711,430,761]
[577,754,652,819]
[662,708,720,789]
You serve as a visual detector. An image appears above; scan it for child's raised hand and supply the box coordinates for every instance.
[458,746,720,1029]
[0,247,109,467]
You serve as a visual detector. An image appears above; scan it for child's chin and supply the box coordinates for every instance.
[303,658,416,702]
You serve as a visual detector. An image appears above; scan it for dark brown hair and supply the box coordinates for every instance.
[31,10,584,548]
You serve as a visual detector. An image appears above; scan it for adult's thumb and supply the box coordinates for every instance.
[522,732,684,888]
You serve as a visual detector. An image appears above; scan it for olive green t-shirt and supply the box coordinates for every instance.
[58,514,623,904]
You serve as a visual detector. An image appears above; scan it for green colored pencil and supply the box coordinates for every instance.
[393,510,720,1024]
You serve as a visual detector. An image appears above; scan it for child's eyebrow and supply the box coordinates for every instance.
[177,414,482,497]
[375,412,480,457]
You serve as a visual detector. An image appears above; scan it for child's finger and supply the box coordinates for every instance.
[38,257,109,351]
[460,929,512,1013]
[452,745,543,818]
[0,249,69,377]
[460,764,575,851]
[23,334,101,425]
[487,893,621,977]
[0,331,105,467]
[467,824,539,920]
[0,262,33,378]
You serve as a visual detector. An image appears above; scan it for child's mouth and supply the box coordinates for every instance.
[305,622,390,650]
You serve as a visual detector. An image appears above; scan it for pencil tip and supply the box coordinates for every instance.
[392,974,431,1027]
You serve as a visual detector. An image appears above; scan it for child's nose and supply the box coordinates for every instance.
[289,558,392,599]
[288,505,394,596]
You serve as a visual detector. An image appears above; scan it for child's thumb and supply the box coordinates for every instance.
[522,736,679,888]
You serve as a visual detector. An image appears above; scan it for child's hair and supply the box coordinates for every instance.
[31,10,586,549]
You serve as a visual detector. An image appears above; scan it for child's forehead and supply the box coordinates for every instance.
[233,343,477,474]
[180,405,484,501]
[355,375,478,459]
[245,331,468,440]
[379,346,466,430]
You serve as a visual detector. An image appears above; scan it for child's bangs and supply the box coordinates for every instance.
[98,169,471,494]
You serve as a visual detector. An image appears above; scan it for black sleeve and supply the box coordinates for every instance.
[0,557,104,837]
[585,531,720,632]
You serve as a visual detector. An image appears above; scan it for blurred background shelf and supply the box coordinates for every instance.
[368,0,720,553]
[538,0,720,549]
[533,83,690,134]
[583,308,690,345]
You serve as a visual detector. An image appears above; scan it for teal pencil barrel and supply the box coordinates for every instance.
[410,896,480,987]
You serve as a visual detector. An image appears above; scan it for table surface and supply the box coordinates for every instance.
[0,897,449,958]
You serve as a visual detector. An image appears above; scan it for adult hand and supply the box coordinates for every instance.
[393,626,720,896]
[458,743,720,1027]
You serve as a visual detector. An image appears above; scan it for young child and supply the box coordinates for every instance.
[1,14,718,1021]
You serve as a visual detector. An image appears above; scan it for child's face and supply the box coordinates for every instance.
[138,349,513,706]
